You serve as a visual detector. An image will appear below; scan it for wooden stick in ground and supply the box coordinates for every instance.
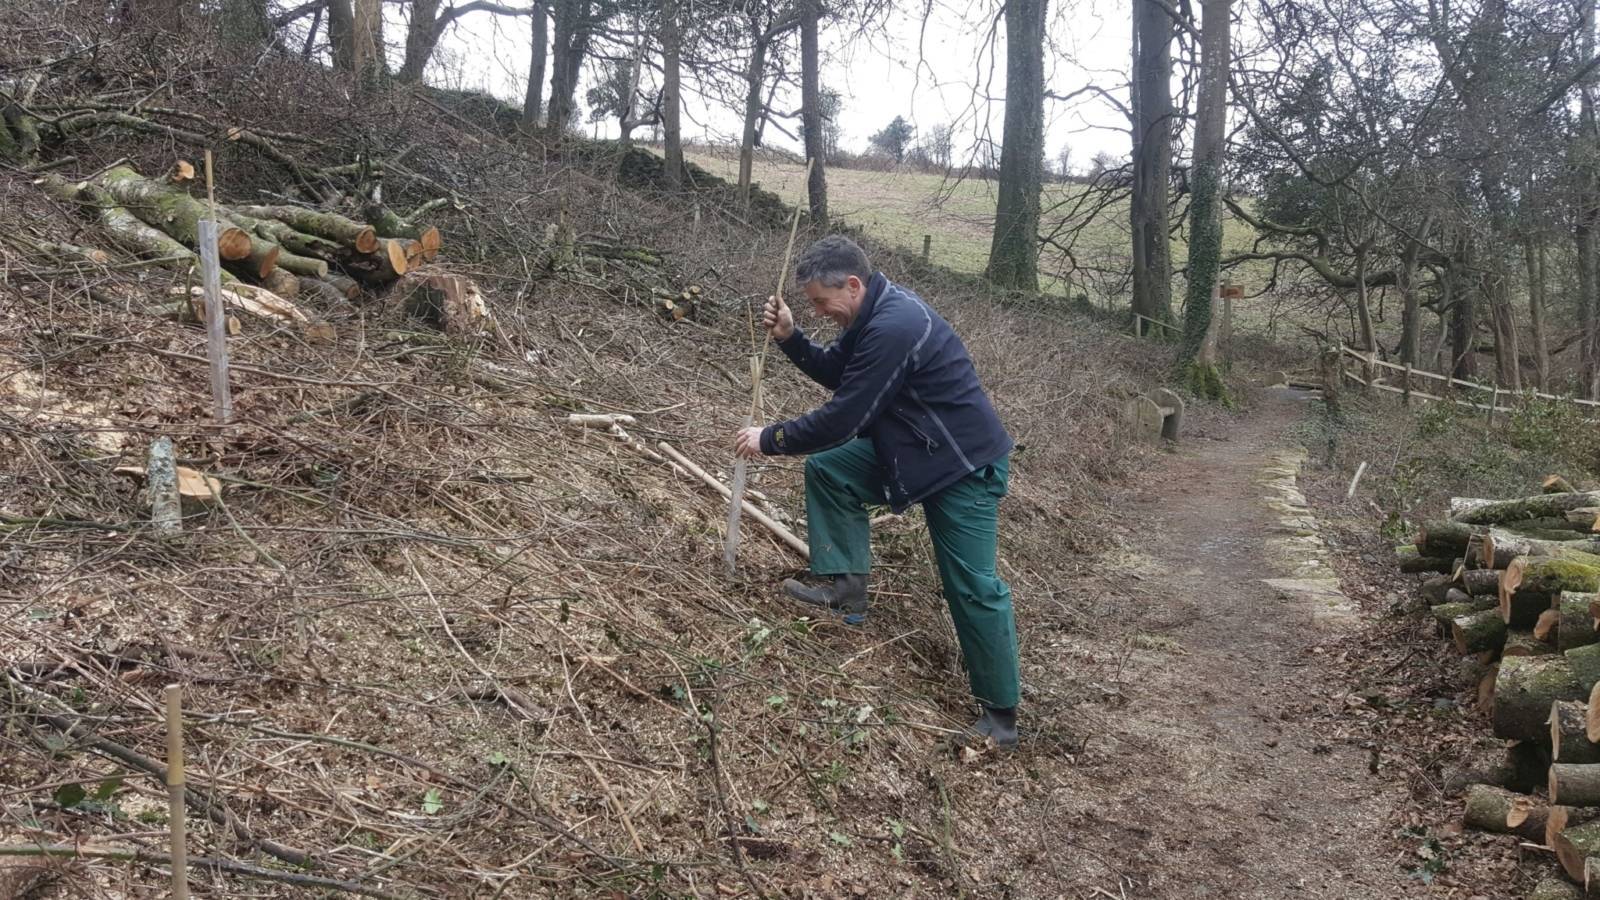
[724,162,811,578]
[165,684,189,900]
[660,441,808,561]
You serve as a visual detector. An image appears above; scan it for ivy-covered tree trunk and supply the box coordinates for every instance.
[326,0,356,71]
[1526,237,1551,390]
[521,2,548,132]
[800,0,828,228]
[218,0,271,48]
[1578,0,1600,398]
[1397,216,1430,367]
[1130,0,1174,325]
[661,0,684,188]
[1177,0,1231,399]
[984,0,1047,291]
[545,0,595,139]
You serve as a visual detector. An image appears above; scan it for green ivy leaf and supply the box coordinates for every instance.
[421,788,443,815]
[93,777,123,801]
[828,831,853,847]
[54,783,86,808]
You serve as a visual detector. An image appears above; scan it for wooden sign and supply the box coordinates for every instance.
[1221,282,1244,299]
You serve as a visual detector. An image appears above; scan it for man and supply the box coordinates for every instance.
[733,235,1021,747]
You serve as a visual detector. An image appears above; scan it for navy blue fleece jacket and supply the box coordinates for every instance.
[759,272,1013,512]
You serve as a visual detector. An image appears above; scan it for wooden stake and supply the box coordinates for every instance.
[165,684,189,900]
[922,234,931,262]
[199,150,231,424]
[724,160,812,578]
[1347,460,1368,499]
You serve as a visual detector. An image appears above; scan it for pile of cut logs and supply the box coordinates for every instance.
[33,161,485,334]
[1401,476,1600,896]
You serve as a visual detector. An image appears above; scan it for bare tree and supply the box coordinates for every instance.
[1130,0,1174,324]
[522,2,550,130]
[985,0,1047,290]
[661,0,685,186]
[800,0,827,226]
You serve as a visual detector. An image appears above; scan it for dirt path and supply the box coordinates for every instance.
[1091,387,1419,898]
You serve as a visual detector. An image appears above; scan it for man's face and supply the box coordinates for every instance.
[802,275,864,329]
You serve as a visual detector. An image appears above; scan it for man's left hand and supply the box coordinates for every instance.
[734,426,765,459]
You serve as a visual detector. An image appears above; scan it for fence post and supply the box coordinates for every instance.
[1402,364,1412,406]
[921,234,931,263]
[1487,386,1499,429]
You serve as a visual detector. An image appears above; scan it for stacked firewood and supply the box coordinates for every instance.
[1401,477,1600,895]
[33,161,484,335]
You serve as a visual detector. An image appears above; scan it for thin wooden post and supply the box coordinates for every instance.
[1221,295,1234,365]
[921,234,931,262]
[165,684,189,900]
[1487,386,1499,429]
[199,151,231,424]
[1403,364,1412,406]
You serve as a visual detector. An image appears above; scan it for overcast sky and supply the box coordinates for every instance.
[421,0,1137,172]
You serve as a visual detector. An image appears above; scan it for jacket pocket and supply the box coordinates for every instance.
[890,408,940,453]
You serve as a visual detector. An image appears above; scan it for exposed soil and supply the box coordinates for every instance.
[1069,387,1423,898]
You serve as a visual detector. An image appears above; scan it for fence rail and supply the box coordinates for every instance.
[1336,345,1600,419]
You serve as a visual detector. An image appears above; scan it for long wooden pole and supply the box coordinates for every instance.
[200,150,232,424]
[164,684,190,900]
[724,160,812,578]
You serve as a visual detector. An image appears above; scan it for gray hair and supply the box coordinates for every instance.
[793,235,872,289]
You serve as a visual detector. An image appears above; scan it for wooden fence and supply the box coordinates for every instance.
[1335,344,1600,420]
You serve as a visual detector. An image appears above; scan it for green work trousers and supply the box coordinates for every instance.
[803,439,1020,709]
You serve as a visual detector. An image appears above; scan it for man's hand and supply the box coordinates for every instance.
[734,426,765,459]
[763,294,794,341]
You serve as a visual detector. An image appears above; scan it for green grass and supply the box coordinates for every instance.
[686,150,1270,312]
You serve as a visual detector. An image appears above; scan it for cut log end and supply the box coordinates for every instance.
[1547,475,1580,494]
[217,226,253,261]
[354,226,379,255]
[1537,608,1561,642]
[1588,680,1600,744]
[419,225,442,261]
[1500,557,1528,622]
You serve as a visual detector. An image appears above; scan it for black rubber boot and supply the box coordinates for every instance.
[974,705,1019,748]
[782,573,868,624]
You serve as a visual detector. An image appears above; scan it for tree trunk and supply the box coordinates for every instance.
[737,25,770,210]
[326,0,356,71]
[661,0,683,188]
[1397,218,1429,366]
[219,0,271,48]
[522,2,549,131]
[1130,0,1173,323]
[1448,253,1478,381]
[800,0,827,228]
[545,0,594,139]
[984,0,1047,290]
[1353,244,1376,355]
[1526,237,1551,391]
[1489,273,1521,390]
[1177,0,1231,396]
[351,0,385,84]
[1578,0,1600,399]
[399,0,443,82]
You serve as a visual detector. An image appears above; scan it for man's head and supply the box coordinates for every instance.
[793,236,874,329]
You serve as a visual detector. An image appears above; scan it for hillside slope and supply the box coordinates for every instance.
[0,10,1173,897]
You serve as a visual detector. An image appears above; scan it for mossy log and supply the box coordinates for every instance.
[1530,876,1583,900]
[1421,575,1454,605]
[1553,819,1600,881]
[1434,600,1493,636]
[40,177,194,264]
[365,202,443,260]
[298,277,348,306]
[1456,491,1600,526]
[323,273,361,299]
[1505,629,1558,657]
[1462,783,1535,835]
[1503,558,1600,625]
[1417,520,1485,558]
[1463,568,1504,597]
[1554,701,1600,764]
[1569,508,1600,532]
[95,165,255,260]
[1561,592,1600,652]
[1453,607,1507,654]
[1399,546,1456,574]
[261,269,299,300]
[227,210,345,261]
[234,204,379,254]
[1548,805,1600,848]
[275,250,330,279]
[1493,654,1592,740]
[341,238,411,283]
[1484,531,1600,568]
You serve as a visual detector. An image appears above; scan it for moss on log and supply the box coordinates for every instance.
[1493,655,1586,740]
[1554,819,1600,881]
[1530,876,1583,900]
[234,204,379,254]
[1505,629,1557,657]
[1554,701,1600,764]
[275,250,330,279]
[1503,558,1600,627]
[1484,531,1600,568]
[1398,545,1456,574]
[1463,568,1503,597]
[1461,783,1527,833]
[95,165,255,260]
[1560,591,1600,652]
[1456,491,1600,526]
[1417,520,1484,558]
[1453,607,1507,655]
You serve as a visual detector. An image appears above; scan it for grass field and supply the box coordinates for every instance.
[686,148,1268,312]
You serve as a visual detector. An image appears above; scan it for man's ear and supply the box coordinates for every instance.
[847,275,863,297]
